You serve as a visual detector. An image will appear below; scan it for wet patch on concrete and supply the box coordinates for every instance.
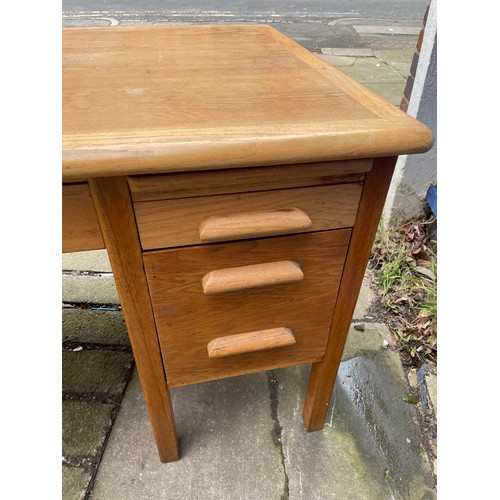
[336,352,436,498]
[275,324,436,499]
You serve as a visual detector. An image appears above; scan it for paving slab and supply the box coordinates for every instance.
[342,323,392,361]
[321,47,374,57]
[275,327,436,499]
[62,466,93,500]
[352,273,376,320]
[62,274,119,305]
[62,350,134,397]
[89,324,435,499]
[353,25,421,36]
[362,81,406,106]
[373,49,417,63]
[63,401,115,458]
[386,61,412,79]
[426,370,437,414]
[337,58,405,84]
[62,250,112,273]
[62,309,129,346]
[317,54,356,67]
[90,370,284,500]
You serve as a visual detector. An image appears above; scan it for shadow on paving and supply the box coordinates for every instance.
[88,325,435,500]
[62,307,135,500]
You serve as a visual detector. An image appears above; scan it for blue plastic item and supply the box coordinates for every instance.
[426,185,437,217]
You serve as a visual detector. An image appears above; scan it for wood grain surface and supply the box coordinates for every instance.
[88,176,180,462]
[199,208,312,243]
[62,183,105,252]
[62,25,433,180]
[207,327,296,359]
[202,260,304,295]
[303,157,398,431]
[143,230,351,387]
[127,160,371,202]
[134,183,362,250]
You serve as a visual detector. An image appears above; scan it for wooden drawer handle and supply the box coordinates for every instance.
[207,327,296,358]
[202,260,303,295]
[199,208,312,242]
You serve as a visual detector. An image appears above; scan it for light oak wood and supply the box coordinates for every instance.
[199,208,312,243]
[207,327,296,359]
[143,230,351,387]
[135,183,362,250]
[128,160,372,202]
[62,183,104,252]
[62,25,435,461]
[303,157,398,431]
[87,176,179,462]
[202,260,304,295]
[62,25,433,181]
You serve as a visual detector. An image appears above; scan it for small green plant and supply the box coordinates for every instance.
[369,216,437,367]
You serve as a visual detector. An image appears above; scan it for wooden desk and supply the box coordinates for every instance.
[62,25,433,462]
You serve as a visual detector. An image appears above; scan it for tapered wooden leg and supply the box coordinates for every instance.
[303,157,397,431]
[89,176,180,462]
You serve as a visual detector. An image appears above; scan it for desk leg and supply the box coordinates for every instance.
[88,176,180,462]
[303,157,397,430]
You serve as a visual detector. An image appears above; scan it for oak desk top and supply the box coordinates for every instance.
[62,24,433,182]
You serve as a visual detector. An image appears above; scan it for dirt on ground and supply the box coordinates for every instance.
[367,210,437,475]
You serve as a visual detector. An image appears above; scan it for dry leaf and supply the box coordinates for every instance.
[415,266,436,280]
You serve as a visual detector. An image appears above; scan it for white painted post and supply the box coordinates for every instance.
[383,0,437,223]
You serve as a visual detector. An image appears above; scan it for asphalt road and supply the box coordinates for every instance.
[63,0,428,21]
[62,0,428,50]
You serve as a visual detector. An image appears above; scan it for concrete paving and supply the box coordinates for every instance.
[62,307,134,500]
[89,324,435,499]
[62,250,111,273]
[318,50,408,106]
[62,29,437,499]
[62,309,128,346]
[91,371,285,499]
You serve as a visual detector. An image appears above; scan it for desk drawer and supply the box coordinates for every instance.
[134,183,362,250]
[143,229,350,387]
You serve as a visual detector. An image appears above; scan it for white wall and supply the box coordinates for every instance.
[384,0,437,222]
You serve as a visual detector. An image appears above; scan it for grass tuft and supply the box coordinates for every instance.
[369,214,437,368]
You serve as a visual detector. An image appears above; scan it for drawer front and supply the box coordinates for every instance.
[143,230,351,387]
[134,183,362,250]
[128,159,372,202]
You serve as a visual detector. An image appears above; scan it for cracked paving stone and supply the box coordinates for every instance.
[267,371,289,499]
[274,347,436,499]
[90,370,284,500]
[63,401,115,458]
[62,350,134,397]
[337,57,406,83]
[62,465,93,500]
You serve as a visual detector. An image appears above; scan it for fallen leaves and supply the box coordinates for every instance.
[370,214,437,369]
